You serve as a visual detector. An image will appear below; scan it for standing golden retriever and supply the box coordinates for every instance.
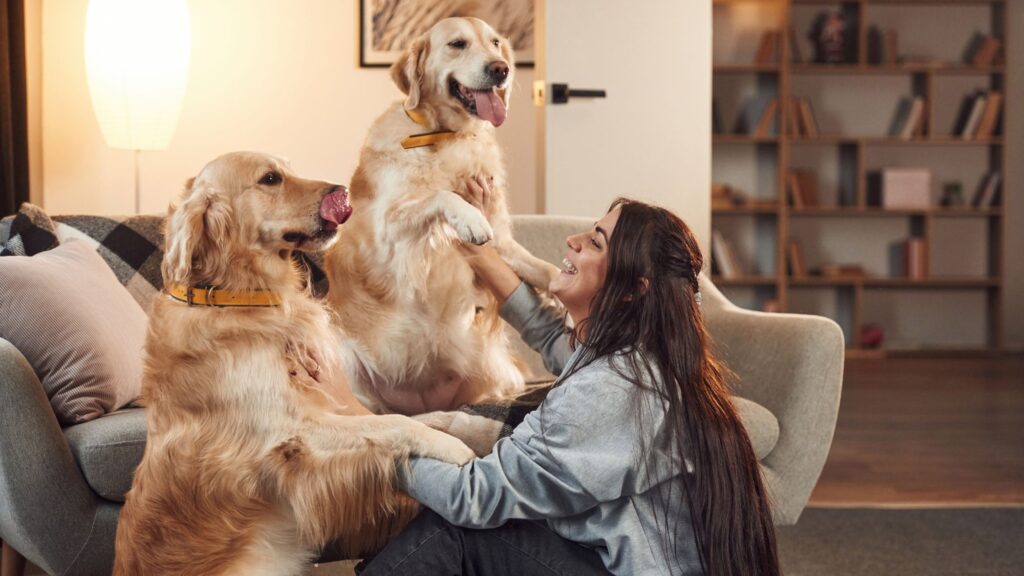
[114,152,474,576]
[325,18,558,415]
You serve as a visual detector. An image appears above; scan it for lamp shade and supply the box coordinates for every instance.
[84,0,191,151]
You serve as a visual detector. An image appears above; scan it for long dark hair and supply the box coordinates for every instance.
[564,199,780,576]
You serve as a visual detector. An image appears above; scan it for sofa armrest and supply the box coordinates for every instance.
[700,280,844,525]
[0,337,118,575]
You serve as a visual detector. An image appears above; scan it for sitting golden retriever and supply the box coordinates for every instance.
[114,152,474,576]
[325,17,558,415]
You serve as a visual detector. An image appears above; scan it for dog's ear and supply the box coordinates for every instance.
[390,37,428,110]
[162,179,233,286]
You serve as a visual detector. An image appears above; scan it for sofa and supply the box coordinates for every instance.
[0,211,844,576]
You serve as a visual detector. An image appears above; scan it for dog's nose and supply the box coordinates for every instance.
[487,61,509,83]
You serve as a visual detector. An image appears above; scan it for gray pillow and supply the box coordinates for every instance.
[0,239,146,425]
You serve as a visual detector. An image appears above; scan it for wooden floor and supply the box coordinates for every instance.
[809,356,1024,506]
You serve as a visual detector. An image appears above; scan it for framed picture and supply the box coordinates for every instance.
[360,0,534,68]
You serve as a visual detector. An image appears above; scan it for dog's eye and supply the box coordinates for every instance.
[448,39,467,49]
[259,171,282,186]
[492,39,500,47]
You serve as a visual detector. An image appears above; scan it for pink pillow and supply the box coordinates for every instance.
[0,240,146,424]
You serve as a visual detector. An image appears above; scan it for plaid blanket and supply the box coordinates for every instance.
[2,202,546,452]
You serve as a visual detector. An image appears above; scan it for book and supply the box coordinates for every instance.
[888,97,914,137]
[906,238,928,280]
[882,168,931,209]
[788,169,819,207]
[962,33,1001,66]
[785,97,802,136]
[752,98,779,137]
[734,94,774,135]
[972,170,1002,208]
[898,97,924,140]
[868,27,899,65]
[960,93,988,139]
[973,91,1003,139]
[787,238,807,278]
[797,98,819,138]
[754,30,781,65]
[951,92,980,136]
[712,229,739,278]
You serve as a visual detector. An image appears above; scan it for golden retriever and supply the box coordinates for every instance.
[114,152,474,576]
[325,17,558,415]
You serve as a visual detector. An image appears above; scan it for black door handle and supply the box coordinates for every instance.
[551,83,607,104]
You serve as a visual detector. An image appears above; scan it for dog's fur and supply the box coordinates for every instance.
[113,152,474,576]
[325,18,558,415]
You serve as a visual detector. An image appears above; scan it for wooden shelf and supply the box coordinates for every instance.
[711,276,778,286]
[790,64,1004,75]
[789,207,1001,217]
[789,136,1003,146]
[713,135,780,144]
[788,277,1000,289]
[712,0,1008,353]
[713,64,781,74]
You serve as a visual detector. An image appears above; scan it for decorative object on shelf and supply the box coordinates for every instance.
[810,11,848,64]
[940,181,965,208]
[962,32,1002,67]
[787,238,807,278]
[754,29,782,65]
[888,96,925,140]
[868,168,932,209]
[971,170,1002,208]
[867,26,899,65]
[860,323,885,349]
[711,183,740,209]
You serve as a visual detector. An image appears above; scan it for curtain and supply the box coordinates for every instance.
[1,0,29,216]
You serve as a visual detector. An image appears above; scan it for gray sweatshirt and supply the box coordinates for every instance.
[401,283,703,575]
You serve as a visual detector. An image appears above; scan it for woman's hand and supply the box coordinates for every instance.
[458,175,521,303]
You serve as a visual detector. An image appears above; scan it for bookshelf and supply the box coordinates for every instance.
[711,0,1007,355]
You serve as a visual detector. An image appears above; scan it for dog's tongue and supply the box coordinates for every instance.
[319,188,352,228]
[473,89,506,127]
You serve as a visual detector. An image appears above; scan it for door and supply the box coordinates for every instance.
[533,0,712,248]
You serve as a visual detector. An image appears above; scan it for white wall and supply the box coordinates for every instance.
[37,0,537,215]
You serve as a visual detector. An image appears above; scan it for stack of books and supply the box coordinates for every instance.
[953,90,1003,140]
[971,170,1002,208]
[963,33,1002,67]
[734,95,779,137]
[784,97,819,138]
[888,96,925,140]
[867,27,899,65]
[889,238,928,279]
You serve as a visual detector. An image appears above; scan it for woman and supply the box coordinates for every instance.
[361,189,780,576]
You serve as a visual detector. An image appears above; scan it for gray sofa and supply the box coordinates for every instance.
[0,214,844,576]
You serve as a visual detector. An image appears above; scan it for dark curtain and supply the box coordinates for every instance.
[1,0,29,216]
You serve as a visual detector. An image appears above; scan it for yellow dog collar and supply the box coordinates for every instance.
[401,107,456,149]
[167,284,283,307]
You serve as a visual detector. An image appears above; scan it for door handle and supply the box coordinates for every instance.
[551,83,607,104]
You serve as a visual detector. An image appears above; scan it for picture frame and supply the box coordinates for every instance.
[360,0,534,68]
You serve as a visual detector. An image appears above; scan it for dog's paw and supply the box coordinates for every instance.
[445,198,493,245]
[416,427,476,466]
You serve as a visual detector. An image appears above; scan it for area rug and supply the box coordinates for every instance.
[777,507,1024,576]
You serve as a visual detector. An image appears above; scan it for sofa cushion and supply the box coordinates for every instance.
[734,396,780,460]
[64,408,147,502]
[0,202,59,256]
[0,240,147,424]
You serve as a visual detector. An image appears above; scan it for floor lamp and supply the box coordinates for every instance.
[84,0,191,214]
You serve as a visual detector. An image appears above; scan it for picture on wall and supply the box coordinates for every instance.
[360,0,534,67]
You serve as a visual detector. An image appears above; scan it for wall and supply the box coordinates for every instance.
[36,0,537,215]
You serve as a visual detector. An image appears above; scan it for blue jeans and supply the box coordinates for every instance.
[358,510,613,575]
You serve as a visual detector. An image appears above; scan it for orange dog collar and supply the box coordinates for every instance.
[167,284,283,307]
